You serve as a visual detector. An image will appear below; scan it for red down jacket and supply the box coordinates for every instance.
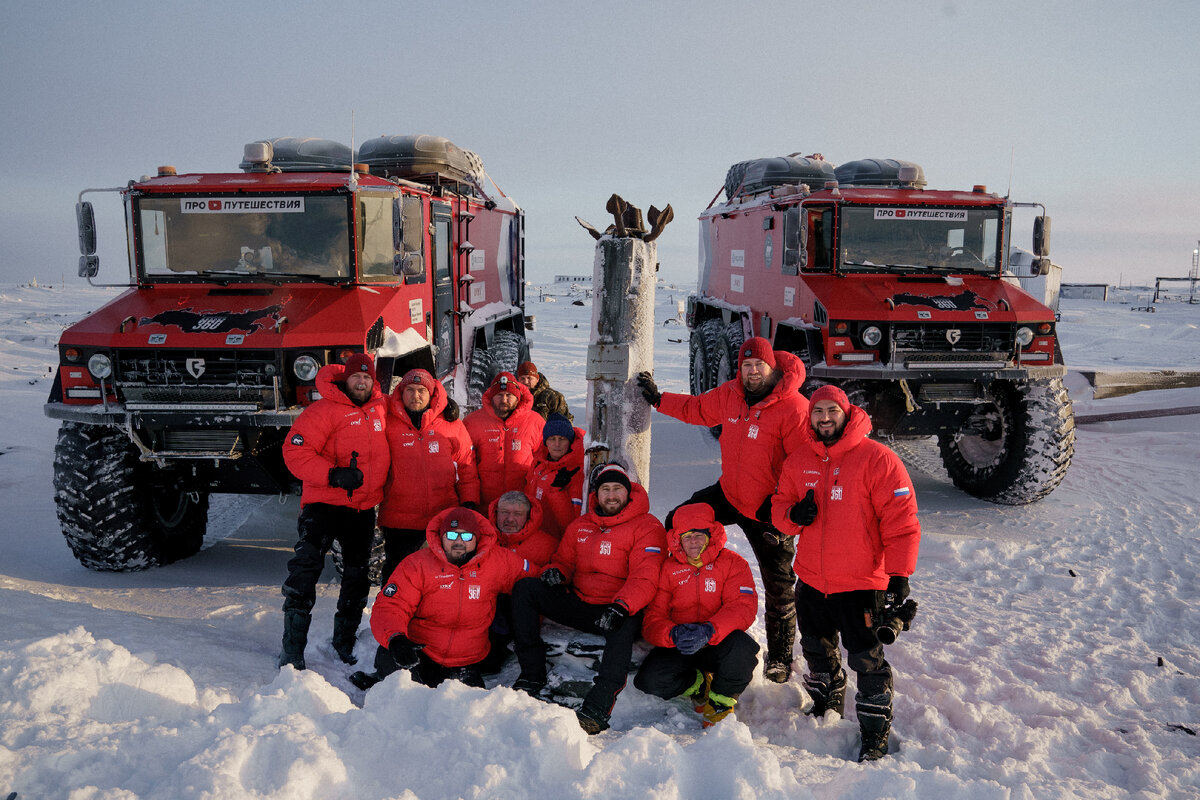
[549,483,666,613]
[282,363,390,511]
[378,378,480,529]
[524,425,587,538]
[370,507,534,667]
[464,377,545,507]
[643,503,759,649]
[771,404,921,594]
[656,349,809,519]
[489,495,559,570]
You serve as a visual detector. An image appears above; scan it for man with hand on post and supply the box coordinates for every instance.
[465,372,545,508]
[638,335,808,682]
[771,384,921,762]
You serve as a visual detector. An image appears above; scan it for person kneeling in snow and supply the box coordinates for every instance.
[350,506,533,690]
[634,503,760,727]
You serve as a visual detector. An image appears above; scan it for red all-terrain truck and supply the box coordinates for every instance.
[687,156,1074,504]
[48,135,529,570]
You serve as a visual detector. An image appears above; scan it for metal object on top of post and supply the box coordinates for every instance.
[577,195,673,499]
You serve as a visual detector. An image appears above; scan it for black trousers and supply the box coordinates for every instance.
[634,629,760,700]
[282,503,375,620]
[668,482,797,658]
[380,526,425,585]
[511,577,641,716]
[795,580,892,697]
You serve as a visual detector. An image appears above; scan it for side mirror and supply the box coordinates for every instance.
[395,253,423,278]
[1033,216,1051,257]
[78,255,99,278]
[1035,257,1052,276]
[77,202,97,256]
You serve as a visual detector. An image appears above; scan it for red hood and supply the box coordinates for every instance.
[387,373,448,429]
[801,273,1054,323]
[488,496,547,549]
[423,507,499,567]
[315,363,385,407]
[584,482,653,527]
[801,402,873,455]
[57,284,420,350]
[666,502,728,566]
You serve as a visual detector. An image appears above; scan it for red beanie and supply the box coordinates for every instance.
[738,337,776,369]
[491,372,519,393]
[399,368,435,393]
[810,384,850,414]
[517,361,539,378]
[341,352,375,381]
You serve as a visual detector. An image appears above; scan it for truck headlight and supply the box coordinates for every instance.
[861,326,883,347]
[1015,327,1034,347]
[292,355,320,382]
[87,353,113,380]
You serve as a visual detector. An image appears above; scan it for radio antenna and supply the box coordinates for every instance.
[1007,145,1014,198]
[350,110,358,187]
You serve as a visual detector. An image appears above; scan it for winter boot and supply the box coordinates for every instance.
[699,690,738,727]
[685,670,712,712]
[576,701,611,735]
[803,668,847,717]
[277,609,311,670]
[856,689,893,762]
[763,618,796,683]
[331,613,360,665]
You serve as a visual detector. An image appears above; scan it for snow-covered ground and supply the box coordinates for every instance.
[1,281,1198,799]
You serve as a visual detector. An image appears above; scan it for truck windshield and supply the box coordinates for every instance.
[137,195,352,280]
[838,206,1001,274]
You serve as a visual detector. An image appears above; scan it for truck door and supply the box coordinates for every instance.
[430,202,456,376]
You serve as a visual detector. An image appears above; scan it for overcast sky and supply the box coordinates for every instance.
[2,1,1197,289]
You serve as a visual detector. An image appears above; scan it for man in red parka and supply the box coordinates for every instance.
[377,368,480,583]
[355,506,533,690]
[510,463,667,734]
[638,336,808,682]
[279,353,389,670]
[771,384,921,762]
[634,503,760,727]
[524,413,586,538]
[464,372,545,508]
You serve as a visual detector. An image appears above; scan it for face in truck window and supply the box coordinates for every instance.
[137,195,351,279]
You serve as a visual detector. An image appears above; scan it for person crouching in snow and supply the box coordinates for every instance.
[350,506,533,690]
[634,503,760,727]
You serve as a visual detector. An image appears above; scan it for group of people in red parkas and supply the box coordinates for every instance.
[277,341,921,760]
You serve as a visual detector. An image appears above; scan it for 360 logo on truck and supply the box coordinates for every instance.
[48,135,530,571]
[688,155,1074,504]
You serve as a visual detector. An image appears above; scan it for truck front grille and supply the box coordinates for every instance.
[114,349,279,408]
[892,323,1013,353]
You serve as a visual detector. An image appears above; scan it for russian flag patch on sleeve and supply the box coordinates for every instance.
[739,586,756,595]
[894,487,911,497]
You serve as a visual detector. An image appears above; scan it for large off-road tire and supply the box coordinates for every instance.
[331,527,387,586]
[938,377,1075,505]
[53,421,208,571]
[717,320,744,386]
[466,329,527,409]
[689,319,724,395]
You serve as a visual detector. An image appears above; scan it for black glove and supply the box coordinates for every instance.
[755,496,773,523]
[551,466,580,489]
[788,489,818,526]
[387,634,421,670]
[328,466,364,491]
[636,371,661,407]
[884,575,910,609]
[669,622,715,656]
[596,601,629,632]
[442,396,460,422]
[541,567,566,587]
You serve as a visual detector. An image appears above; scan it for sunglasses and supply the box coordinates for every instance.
[444,530,475,542]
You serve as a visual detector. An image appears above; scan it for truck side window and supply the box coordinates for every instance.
[782,207,802,276]
[400,195,426,284]
[803,209,833,271]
